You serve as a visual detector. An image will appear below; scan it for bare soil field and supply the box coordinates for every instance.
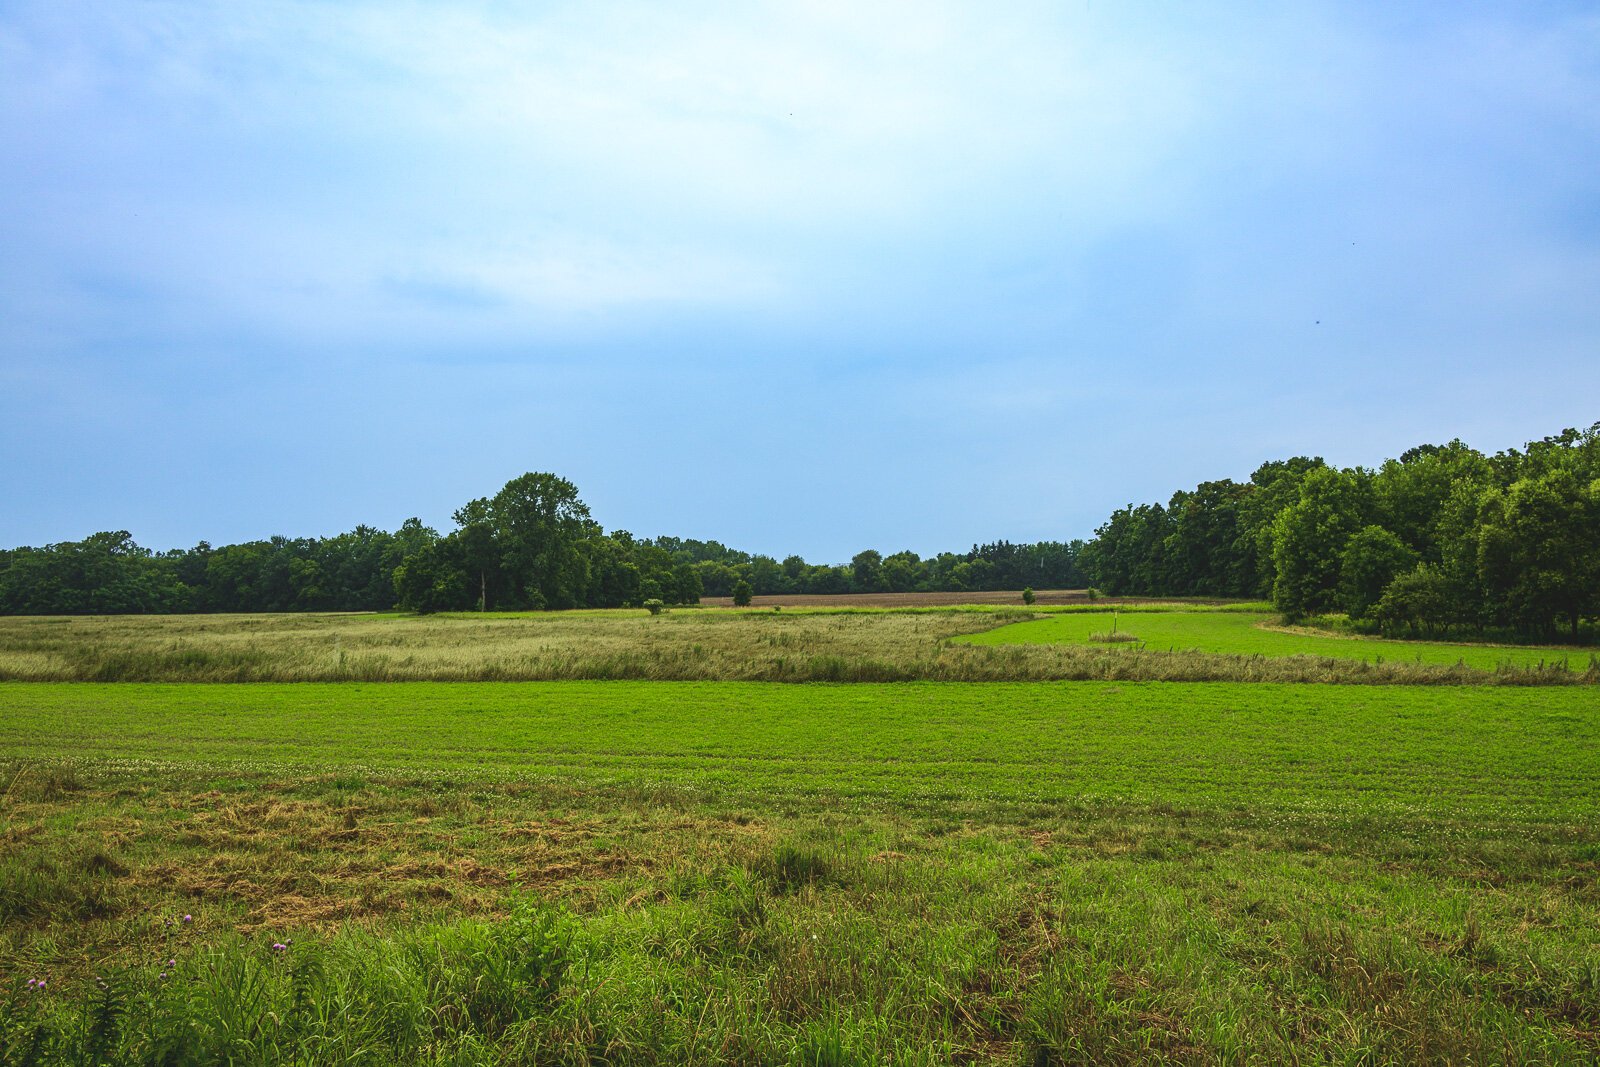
[698,589,1253,608]
[701,588,1090,608]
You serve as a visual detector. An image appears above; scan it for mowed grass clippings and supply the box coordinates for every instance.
[0,608,1591,685]
[1,682,1598,1063]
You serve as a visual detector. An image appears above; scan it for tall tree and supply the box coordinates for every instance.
[1270,468,1372,618]
[1372,440,1491,562]
[1337,525,1418,620]
[1163,479,1252,596]
[488,473,596,610]
[851,550,884,593]
[1236,457,1326,596]
[1476,468,1600,639]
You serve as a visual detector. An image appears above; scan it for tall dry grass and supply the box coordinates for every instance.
[0,610,1591,685]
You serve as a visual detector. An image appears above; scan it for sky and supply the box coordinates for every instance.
[3,1,1599,562]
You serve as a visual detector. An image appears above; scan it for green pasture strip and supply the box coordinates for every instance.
[1,682,1594,824]
[957,610,1593,670]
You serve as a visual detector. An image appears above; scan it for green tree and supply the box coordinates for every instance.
[850,550,884,593]
[1236,457,1327,596]
[1337,526,1417,620]
[731,579,753,607]
[1372,441,1492,562]
[881,551,922,593]
[1163,479,1252,596]
[452,498,499,611]
[1084,503,1172,595]
[1476,468,1600,639]
[747,555,787,595]
[393,538,471,614]
[583,535,642,608]
[487,473,596,610]
[692,560,736,598]
[1270,468,1373,619]
[1371,564,1455,637]
[669,562,704,606]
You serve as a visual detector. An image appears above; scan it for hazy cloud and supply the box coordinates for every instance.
[3,1,1598,557]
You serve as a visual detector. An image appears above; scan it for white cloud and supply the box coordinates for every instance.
[5,1,1600,550]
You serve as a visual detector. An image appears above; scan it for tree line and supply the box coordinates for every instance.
[3,422,1593,636]
[1084,423,1599,640]
[0,473,1087,615]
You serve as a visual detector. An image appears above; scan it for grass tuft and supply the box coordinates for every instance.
[763,842,841,895]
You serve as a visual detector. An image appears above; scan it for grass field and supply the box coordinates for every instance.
[0,609,1010,683]
[2,681,1598,1064]
[958,609,1596,672]
[0,607,1591,685]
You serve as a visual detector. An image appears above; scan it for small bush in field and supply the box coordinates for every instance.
[1087,630,1141,643]
[643,599,665,616]
[1022,587,1036,605]
[732,581,753,607]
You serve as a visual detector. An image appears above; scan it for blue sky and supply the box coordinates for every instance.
[3,1,1598,561]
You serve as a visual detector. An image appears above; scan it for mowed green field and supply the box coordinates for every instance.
[1,682,1596,819]
[958,610,1593,671]
[2,680,1599,1064]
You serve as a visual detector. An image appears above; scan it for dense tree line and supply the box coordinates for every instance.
[0,524,437,615]
[1082,424,1600,640]
[653,538,1087,600]
[0,477,1087,615]
[6,423,1592,632]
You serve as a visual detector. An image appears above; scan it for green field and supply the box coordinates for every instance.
[2,682,1597,817]
[1,608,1590,686]
[2,680,1598,1064]
[958,609,1594,671]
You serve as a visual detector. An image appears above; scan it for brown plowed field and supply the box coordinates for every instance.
[699,589,1091,608]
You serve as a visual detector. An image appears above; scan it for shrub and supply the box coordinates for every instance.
[1022,587,1036,605]
[731,580,754,607]
[1371,565,1453,637]
[643,599,665,616]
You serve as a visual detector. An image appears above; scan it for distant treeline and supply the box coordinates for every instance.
[1085,423,1599,640]
[3,423,1594,636]
[0,472,1087,616]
